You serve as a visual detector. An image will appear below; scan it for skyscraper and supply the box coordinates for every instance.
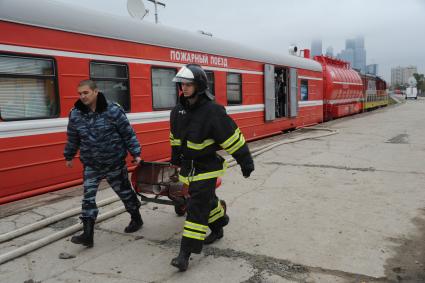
[345,39,355,50]
[338,49,354,67]
[366,64,378,75]
[311,39,322,58]
[353,36,366,73]
[338,36,367,73]
[391,66,403,86]
[325,46,334,57]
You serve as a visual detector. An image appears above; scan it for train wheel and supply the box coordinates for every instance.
[174,204,186,216]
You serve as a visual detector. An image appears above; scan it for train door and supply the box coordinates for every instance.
[264,65,297,121]
[274,67,289,118]
[264,64,275,121]
[289,68,298,117]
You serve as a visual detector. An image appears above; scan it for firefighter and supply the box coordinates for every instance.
[169,64,254,271]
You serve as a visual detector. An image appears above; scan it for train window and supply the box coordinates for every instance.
[90,62,130,111]
[0,54,58,121]
[205,71,215,96]
[151,67,178,110]
[300,79,308,101]
[227,73,242,105]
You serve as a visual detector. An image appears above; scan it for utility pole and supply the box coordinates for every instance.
[147,0,165,24]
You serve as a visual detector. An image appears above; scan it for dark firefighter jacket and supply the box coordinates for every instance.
[64,93,141,169]
[169,93,254,184]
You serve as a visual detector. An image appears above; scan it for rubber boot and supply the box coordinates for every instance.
[124,210,143,233]
[71,218,95,248]
[171,250,191,272]
[205,214,229,245]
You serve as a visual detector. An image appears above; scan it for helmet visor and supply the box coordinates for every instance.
[172,77,194,83]
[173,66,195,83]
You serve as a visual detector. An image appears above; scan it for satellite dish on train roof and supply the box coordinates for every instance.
[127,0,148,20]
[288,45,298,55]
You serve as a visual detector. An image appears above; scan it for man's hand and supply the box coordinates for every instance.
[132,156,142,165]
[66,160,73,168]
[241,163,254,178]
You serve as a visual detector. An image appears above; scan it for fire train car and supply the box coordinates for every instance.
[0,0,324,204]
[359,73,389,111]
[314,56,363,121]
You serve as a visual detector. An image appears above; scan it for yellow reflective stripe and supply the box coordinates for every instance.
[220,128,241,149]
[169,132,181,146]
[208,202,224,223]
[179,164,227,185]
[209,201,223,216]
[208,209,225,223]
[227,134,245,154]
[179,175,189,185]
[179,161,228,185]
[187,139,215,150]
[183,230,206,240]
[170,139,181,146]
[184,221,208,232]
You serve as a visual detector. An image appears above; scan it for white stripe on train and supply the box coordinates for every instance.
[0,102,324,138]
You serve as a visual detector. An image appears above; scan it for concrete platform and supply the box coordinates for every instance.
[1,98,425,282]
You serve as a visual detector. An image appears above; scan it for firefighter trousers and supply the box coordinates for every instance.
[180,177,227,254]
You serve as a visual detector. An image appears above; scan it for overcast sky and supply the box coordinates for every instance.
[55,0,425,82]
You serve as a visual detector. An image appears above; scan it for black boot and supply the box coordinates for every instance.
[171,250,191,272]
[124,210,143,233]
[71,218,95,248]
[204,227,223,245]
[205,214,229,245]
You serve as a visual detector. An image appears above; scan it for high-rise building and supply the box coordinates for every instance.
[404,66,417,82]
[391,66,403,86]
[366,64,378,75]
[311,39,322,58]
[338,49,354,67]
[325,46,334,57]
[354,36,364,49]
[354,48,366,73]
[338,36,367,73]
[345,39,355,50]
[391,65,418,86]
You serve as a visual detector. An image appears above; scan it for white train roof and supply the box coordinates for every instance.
[0,0,322,72]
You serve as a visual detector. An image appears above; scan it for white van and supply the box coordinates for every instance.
[405,87,418,99]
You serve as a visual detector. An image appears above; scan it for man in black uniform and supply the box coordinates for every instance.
[169,64,254,271]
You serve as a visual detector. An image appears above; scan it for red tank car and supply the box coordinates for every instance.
[314,56,363,121]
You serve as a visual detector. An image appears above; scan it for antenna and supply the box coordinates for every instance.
[127,0,148,20]
[198,30,213,37]
[147,0,166,24]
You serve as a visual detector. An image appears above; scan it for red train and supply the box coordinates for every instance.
[0,0,387,204]
[314,56,364,121]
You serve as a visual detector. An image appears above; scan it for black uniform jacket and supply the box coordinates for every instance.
[169,93,253,184]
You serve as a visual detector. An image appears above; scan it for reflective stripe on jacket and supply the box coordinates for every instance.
[169,93,253,183]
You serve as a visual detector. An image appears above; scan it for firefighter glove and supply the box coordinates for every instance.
[241,163,254,178]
